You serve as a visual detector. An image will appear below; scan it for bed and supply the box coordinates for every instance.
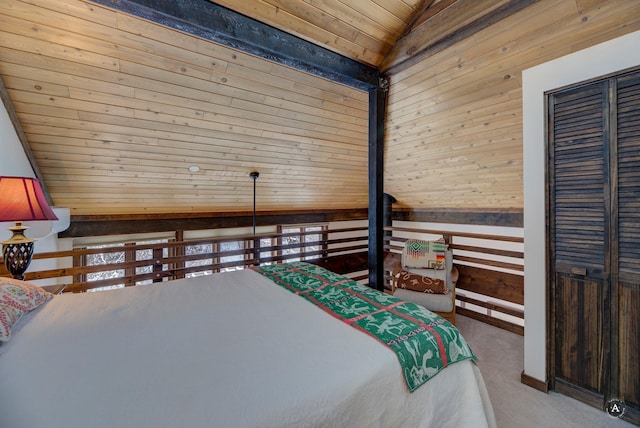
[0,262,495,428]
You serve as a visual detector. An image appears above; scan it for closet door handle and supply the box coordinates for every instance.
[570,267,587,276]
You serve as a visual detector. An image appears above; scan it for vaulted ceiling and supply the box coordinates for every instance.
[212,0,447,69]
[0,0,522,216]
[212,0,518,72]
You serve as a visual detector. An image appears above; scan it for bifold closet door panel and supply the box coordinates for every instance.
[616,72,640,410]
[554,273,604,392]
[549,81,609,394]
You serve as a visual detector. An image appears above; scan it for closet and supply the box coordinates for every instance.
[548,68,639,424]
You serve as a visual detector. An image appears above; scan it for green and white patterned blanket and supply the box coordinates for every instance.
[250,262,477,392]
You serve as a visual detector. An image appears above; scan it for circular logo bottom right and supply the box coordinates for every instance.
[605,398,626,419]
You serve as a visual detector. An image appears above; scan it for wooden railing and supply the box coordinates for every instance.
[1,226,369,293]
[384,225,524,335]
[2,222,524,334]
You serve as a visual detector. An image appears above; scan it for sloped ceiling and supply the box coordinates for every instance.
[211,0,441,68]
[0,0,515,216]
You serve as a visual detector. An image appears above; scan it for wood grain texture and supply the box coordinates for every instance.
[619,283,640,409]
[455,264,523,305]
[554,274,604,393]
[1,0,639,216]
[210,0,427,67]
[381,0,515,72]
[0,0,369,214]
[384,0,640,210]
[547,69,640,420]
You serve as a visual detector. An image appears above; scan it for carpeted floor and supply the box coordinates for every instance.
[455,315,636,428]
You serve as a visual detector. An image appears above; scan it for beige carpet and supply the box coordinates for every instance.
[455,315,636,428]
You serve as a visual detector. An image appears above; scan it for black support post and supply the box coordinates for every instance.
[368,79,387,291]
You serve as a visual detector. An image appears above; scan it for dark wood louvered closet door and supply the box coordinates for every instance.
[616,72,640,416]
[548,68,640,425]
[549,80,609,400]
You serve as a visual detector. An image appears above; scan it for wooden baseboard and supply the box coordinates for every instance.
[620,405,640,426]
[553,378,640,425]
[554,378,603,410]
[520,371,549,393]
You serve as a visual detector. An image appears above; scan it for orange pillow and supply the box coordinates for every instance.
[396,270,449,294]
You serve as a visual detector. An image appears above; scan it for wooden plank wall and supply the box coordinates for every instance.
[0,0,370,215]
[384,0,640,210]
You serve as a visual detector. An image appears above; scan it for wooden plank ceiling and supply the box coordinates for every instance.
[211,0,441,68]
[0,0,500,216]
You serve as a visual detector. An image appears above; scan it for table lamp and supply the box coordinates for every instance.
[0,176,58,280]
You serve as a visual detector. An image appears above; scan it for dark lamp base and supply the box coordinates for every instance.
[2,223,36,281]
[3,241,35,281]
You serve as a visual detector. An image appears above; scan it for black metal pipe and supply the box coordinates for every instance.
[250,171,259,236]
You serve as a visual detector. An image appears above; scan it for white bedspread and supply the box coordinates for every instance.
[0,269,495,428]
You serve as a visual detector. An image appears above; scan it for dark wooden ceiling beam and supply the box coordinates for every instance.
[407,0,457,33]
[59,209,369,237]
[89,0,379,90]
[400,0,439,39]
[381,0,540,73]
[393,208,523,227]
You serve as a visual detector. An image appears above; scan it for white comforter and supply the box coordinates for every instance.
[0,269,495,428]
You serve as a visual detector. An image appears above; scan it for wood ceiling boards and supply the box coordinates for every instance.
[210,0,438,68]
[0,0,378,215]
[0,0,530,216]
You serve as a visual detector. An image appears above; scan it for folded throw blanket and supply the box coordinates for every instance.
[396,269,449,294]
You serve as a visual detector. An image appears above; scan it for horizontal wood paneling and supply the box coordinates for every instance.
[2,0,639,217]
[90,0,380,90]
[211,0,423,68]
[384,0,640,210]
[381,0,528,72]
[392,207,523,227]
[455,265,523,305]
[0,0,369,215]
